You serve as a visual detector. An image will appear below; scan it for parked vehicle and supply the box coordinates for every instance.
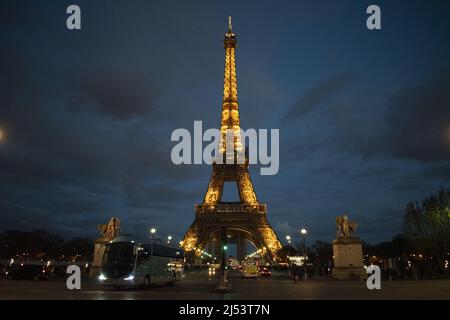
[6,263,49,281]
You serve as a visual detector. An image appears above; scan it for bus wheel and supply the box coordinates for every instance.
[144,275,151,289]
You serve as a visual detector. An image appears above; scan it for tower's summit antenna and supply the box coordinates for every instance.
[228,16,232,34]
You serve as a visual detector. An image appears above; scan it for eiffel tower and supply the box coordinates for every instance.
[181,17,282,262]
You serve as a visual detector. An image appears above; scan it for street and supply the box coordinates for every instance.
[1,271,449,300]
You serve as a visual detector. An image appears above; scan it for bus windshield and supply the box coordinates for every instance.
[103,242,135,265]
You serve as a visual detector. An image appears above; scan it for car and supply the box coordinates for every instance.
[259,266,272,278]
[7,264,50,281]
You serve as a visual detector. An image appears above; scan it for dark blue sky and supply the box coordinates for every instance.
[0,0,449,245]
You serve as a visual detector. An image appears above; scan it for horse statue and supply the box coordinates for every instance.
[97,217,121,241]
[336,215,358,238]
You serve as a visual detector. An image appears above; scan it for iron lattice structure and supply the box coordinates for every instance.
[181,18,282,262]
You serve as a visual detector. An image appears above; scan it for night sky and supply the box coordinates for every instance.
[1,0,449,246]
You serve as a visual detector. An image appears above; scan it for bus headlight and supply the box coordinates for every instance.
[98,273,107,281]
[124,274,134,281]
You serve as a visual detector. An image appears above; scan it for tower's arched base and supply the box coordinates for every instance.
[182,203,282,264]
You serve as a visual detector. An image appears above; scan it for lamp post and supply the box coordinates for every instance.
[150,227,156,238]
[286,235,291,245]
[300,228,307,280]
[214,227,231,292]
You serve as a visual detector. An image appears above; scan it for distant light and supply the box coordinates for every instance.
[98,273,107,281]
[150,228,156,234]
[300,228,307,235]
[167,235,172,240]
[286,235,291,241]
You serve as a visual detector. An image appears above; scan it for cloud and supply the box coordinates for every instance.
[0,43,192,237]
[326,67,450,166]
[422,163,450,180]
[274,221,294,236]
[67,68,160,120]
[282,74,356,121]
[381,68,450,163]
[284,68,450,169]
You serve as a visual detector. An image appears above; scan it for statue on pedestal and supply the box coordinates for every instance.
[335,215,358,238]
[332,214,366,280]
[97,217,121,241]
[89,217,121,277]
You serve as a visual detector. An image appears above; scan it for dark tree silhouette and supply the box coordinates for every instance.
[404,188,450,265]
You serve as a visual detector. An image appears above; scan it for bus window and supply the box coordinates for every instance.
[137,248,151,266]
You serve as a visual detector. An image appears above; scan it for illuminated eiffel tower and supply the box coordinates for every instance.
[181,18,282,262]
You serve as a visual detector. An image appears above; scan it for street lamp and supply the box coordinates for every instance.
[167,235,172,244]
[150,227,156,238]
[285,235,291,244]
[300,228,307,280]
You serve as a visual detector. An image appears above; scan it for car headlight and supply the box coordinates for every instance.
[124,274,134,281]
[98,273,107,281]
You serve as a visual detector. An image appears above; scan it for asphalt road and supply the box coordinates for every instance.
[1,271,449,300]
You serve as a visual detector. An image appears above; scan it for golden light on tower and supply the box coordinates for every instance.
[219,16,242,155]
[181,18,282,263]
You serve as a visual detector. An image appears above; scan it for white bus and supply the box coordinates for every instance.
[98,235,184,289]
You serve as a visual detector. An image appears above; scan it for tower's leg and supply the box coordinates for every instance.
[207,242,213,256]
[213,238,221,260]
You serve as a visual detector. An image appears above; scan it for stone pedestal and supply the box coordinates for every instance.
[332,237,366,280]
[89,240,107,277]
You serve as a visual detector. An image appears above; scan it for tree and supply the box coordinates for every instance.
[404,188,450,265]
[312,240,332,265]
[0,230,93,260]
[61,237,94,260]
